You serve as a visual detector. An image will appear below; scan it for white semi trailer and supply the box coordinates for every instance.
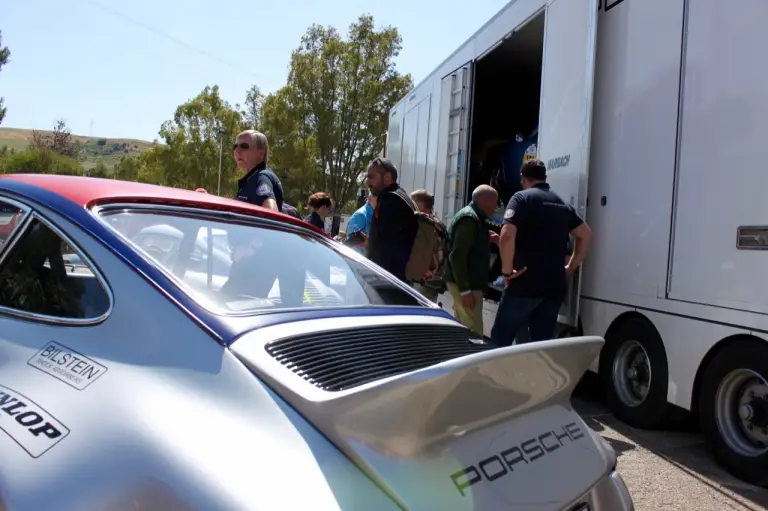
[386,0,768,487]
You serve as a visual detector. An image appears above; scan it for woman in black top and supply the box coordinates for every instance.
[304,192,333,231]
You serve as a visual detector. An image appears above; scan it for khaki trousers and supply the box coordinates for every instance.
[446,282,484,336]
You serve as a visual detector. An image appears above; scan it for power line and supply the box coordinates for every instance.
[79,0,261,80]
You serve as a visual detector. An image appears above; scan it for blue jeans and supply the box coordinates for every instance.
[490,292,563,347]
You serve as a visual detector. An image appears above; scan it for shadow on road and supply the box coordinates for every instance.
[572,373,768,509]
[581,415,636,456]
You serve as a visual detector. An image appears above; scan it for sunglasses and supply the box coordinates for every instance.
[232,142,250,151]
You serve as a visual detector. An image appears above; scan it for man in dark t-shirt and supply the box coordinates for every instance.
[233,130,284,212]
[490,159,592,346]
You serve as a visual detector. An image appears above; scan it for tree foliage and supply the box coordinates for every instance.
[261,14,412,210]
[29,119,82,160]
[112,153,144,182]
[242,84,264,130]
[7,15,411,206]
[114,86,246,194]
[0,31,9,126]
[88,160,109,178]
[0,148,84,176]
[260,88,318,207]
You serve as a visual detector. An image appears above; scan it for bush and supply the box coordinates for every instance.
[89,160,109,178]
[0,148,85,175]
[97,138,107,146]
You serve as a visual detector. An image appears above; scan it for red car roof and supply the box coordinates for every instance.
[0,174,320,233]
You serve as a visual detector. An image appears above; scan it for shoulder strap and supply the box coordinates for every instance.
[389,189,418,213]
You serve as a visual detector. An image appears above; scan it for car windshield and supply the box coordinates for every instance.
[99,208,423,314]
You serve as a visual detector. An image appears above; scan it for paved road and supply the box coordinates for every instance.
[572,377,768,510]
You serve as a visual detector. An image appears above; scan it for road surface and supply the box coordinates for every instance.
[573,376,767,510]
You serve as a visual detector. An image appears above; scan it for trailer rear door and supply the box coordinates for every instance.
[537,0,599,327]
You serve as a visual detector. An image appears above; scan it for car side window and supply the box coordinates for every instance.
[0,218,111,320]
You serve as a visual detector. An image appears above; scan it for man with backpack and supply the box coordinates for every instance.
[365,158,443,287]
[444,185,500,336]
[410,189,447,302]
[365,158,417,282]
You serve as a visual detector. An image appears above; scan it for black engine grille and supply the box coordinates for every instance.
[265,324,493,391]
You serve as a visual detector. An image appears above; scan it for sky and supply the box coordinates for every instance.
[0,0,509,142]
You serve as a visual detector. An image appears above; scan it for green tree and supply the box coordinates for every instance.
[29,119,82,160]
[112,154,143,182]
[260,88,319,207]
[261,14,412,211]
[0,31,11,126]
[242,84,264,130]
[145,85,246,193]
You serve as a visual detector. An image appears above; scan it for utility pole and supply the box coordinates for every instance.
[217,126,226,196]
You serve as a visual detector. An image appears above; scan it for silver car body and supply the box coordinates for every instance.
[0,174,633,510]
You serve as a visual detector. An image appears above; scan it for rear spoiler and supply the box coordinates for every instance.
[231,319,603,457]
[307,336,603,457]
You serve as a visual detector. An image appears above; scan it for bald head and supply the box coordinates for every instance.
[471,184,499,215]
[234,130,269,171]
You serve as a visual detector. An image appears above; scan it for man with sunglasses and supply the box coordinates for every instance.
[234,130,284,213]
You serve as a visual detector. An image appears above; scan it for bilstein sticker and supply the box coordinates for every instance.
[27,341,107,391]
[0,384,69,457]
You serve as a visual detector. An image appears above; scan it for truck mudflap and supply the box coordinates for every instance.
[232,318,633,511]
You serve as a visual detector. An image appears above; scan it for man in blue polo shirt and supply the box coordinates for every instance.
[490,159,592,346]
[231,130,301,219]
[233,130,283,211]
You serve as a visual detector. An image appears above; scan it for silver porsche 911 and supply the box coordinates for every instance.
[0,174,634,510]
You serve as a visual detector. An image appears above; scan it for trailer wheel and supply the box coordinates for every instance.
[600,317,670,429]
[699,339,768,487]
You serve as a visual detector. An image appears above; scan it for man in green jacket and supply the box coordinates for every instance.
[444,185,500,335]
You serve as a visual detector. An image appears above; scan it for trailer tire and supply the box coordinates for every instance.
[600,317,670,429]
[698,339,768,488]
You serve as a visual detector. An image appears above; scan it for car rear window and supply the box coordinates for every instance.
[99,208,423,314]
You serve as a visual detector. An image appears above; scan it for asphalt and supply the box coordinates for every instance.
[572,376,768,511]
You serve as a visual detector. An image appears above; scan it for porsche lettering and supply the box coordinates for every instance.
[0,384,70,457]
[450,422,585,496]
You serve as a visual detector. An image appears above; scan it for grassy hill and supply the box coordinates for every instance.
[0,127,156,170]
